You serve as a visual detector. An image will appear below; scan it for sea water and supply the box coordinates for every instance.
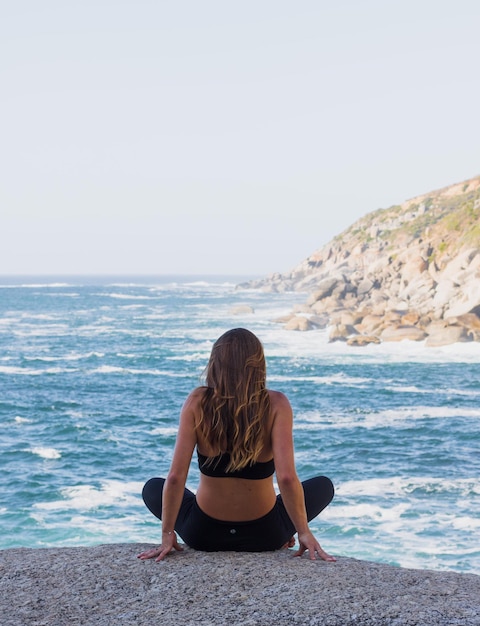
[0,275,479,575]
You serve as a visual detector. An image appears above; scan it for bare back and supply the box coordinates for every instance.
[194,388,279,521]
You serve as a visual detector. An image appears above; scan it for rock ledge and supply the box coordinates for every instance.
[1,543,479,625]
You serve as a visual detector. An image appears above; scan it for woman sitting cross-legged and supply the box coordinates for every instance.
[138,327,335,562]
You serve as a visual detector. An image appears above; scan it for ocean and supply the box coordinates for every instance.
[1,275,479,575]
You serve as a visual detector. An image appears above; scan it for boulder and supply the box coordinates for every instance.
[328,324,358,342]
[331,310,364,326]
[309,313,330,328]
[284,316,314,331]
[400,255,429,284]
[441,248,479,281]
[401,311,421,325]
[354,314,385,335]
[346,335,381,346]
[451,313,480,330]
[398,273,436,301]
[432,279,458,311]
[229,305,254,315]
[306,278,339,304]
[357,278,375,296]
[380,325,427,342]
[425,324,473,347]
[273,313,296,324]
[444,280,480,317]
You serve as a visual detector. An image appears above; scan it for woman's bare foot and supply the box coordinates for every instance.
[282,537,295,548]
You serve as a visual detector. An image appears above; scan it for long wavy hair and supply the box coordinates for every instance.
[196,328,271,472]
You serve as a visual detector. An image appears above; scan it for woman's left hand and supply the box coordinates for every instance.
[137,533,184,562]
[294,531,336,562]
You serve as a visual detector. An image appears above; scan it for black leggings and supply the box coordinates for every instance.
[142,476,334,552]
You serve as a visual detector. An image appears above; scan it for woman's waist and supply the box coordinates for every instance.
[196,477,277,521]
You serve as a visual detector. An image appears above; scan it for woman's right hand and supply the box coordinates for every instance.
[294,530,336,562]
[137,532,183,562]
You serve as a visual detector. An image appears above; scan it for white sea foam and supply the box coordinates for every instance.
[294,404,480,430]
[327,501,410,522]
[24,352,104,362]
[338,476,479,497]
[105,293,156,300]
[0,365,77,376]
[0,282,71,288]
[269,373,372,386]
[14,416,32,424]
[73,324,116,336]
[28,447,62,460]
[33,480,143,511]
[12,327,70,338]
[89,365,186,376]
[258,326,480,364]
[89,365,125,374]
[451,516,480,531]
[167,352,210,362]
[149,427,179,437]
[319,482,480,571]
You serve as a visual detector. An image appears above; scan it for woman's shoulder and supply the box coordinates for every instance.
[186,386,208,400]
[182,386,208,409]
[190,385,208,396]
[267,389,291,410]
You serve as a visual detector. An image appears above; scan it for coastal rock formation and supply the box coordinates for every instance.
[1,544,479,626]
[241,175,480,346]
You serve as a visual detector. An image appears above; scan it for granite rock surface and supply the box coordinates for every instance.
[1,543,479,626]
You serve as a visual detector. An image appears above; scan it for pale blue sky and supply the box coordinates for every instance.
[1,1,479,276]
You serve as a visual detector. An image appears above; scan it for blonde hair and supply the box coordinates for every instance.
[196,328,271,472]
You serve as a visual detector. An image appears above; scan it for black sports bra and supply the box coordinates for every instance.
[197,451,275,479]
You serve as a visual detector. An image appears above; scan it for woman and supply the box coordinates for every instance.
[138,328,335,562]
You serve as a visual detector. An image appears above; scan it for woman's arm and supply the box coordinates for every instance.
[270,390,335,562]
[138,389,200,562]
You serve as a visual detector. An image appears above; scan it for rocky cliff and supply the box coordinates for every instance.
[241,175,480,346]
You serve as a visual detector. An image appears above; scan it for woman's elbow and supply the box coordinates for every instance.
[166,469,187,486]
[276,472,299,490]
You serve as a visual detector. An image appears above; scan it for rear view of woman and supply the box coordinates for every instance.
[138,328,335,562]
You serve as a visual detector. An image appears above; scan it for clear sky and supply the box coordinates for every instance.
[1,1,479,276]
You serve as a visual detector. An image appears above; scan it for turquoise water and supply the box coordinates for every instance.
[1,275,479,574]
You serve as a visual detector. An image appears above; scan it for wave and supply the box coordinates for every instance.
[295,405,480,430]
[383,384,480,397]
[167,352,210,362]
[1,362,189,377]
[269,373,372,386]
[104,293,158,300]
[14,416,32,424]
[23,352,104,362]
[88,365,187,376]
[0,365,77,376]
[0,282,72,289]
[27,447,62,460]
[32,480,143,511]
[338,476,480,497]
[149,427,178,437]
